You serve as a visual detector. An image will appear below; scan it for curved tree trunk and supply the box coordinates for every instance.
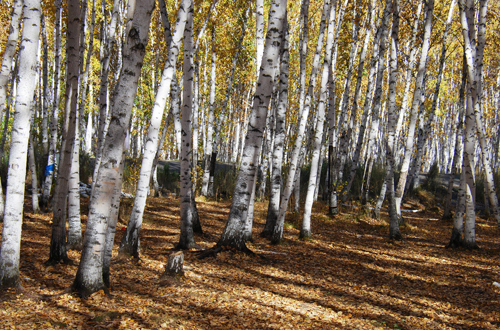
[217,0,287,251]
[72,0,154,297]
[274,0,331,244]
[394,0,434,215]
[0,0,41,290]
[0,0,23,133]
[120,0,190,257]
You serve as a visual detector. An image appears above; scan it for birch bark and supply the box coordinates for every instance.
[300,0,337,239]
[366,0,392,218]
[444,61,466,220]
[0,0,41,290]
[217,0,287,251]
[466,0,500,227]
[262,23,289,238]
[120,0,191,257]
[41,0,62,208]
[93,0,121,196]
[343,4,384,200]
[201,26,216,197]
[209,8,250,196]
[274,0,331,243]
[0,0,23,131]
[407,0,457,192]
[386,0,401,240]
[177,0,197,250]
[394,0,434,214]
[72,0,154,297]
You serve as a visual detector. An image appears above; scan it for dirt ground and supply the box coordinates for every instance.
[1,195,499,329]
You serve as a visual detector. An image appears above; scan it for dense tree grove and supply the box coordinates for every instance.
[0,0,499,297]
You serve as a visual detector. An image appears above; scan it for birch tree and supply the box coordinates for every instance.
[407,0,457,192]
[41,0,63,209]
[177,1,198,249]
[262,19,289,239]
[386,0,401,240]
[0,0,23,137]
[300,0,337,239]
[214,0,287,252]
[47,0,82,264]
[71,0,154,297]
[273,0,331,244]
[0,0,41,290]
[464,0,500,228]
[201,26,216,197]
[394,0,434,215]
[120,0,191,257]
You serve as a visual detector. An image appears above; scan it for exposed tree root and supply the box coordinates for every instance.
[197,244,256,260]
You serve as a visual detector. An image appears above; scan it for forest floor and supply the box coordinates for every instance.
[1,193,500,329]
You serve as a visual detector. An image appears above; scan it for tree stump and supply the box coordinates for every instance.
[162,251,184,277]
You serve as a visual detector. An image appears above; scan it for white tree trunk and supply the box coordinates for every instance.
[300,0,337,239]
[92,0,121,196]
[0,0,23,129]
[394,0,434,214]
[218,0,287,251]
[342,1,385,199]
[178,0,197,250]
[72,0,154,297]
[0,0,41,290]
[120,0,190,257]
[201,26,216,196]
[210,8,250,193]
[41,0,63,209]
[262,26,289,238]
[275,0,332,243]
[28,132,40,214]
[408,0,457,192]
[386,0,401,240]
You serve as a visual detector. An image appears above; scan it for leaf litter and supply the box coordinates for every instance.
[1,196,499,329]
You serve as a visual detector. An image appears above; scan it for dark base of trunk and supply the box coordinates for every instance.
[442,212,453,221]
[45,255,73,266]
[70,281,109,300]
[446,228,463,248]
[389,229,403,241]
[329,206,338,215]
[175,240,201,250]
[193,219,203,234]
[118,240,140,259]
[463,241,479,249]
[260,228,272,239]
[0,276,23,291]
[299,229,311,239]
[119,228,140,258]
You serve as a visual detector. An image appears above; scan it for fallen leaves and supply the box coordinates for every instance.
[1,196,500,329]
